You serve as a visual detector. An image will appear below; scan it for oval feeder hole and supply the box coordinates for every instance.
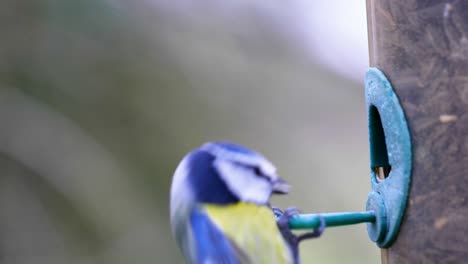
[368,105,391,182]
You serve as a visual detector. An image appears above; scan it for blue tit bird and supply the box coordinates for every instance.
[170,141,324,264]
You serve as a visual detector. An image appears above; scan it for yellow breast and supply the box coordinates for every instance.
[203,202,293,264]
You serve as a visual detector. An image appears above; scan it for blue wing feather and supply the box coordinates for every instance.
[190,209,248,264]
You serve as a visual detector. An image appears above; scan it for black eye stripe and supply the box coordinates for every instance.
[232,162,270,181]
[234,162,257,172]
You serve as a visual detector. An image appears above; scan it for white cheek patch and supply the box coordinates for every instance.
[213,159,272,204]
[260,163,277,180]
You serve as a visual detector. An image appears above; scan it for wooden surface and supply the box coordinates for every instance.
[366,1,468,263]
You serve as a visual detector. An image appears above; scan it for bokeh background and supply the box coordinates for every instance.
[0,0,379,263]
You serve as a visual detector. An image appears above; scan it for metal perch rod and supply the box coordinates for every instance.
[289,211,376,230]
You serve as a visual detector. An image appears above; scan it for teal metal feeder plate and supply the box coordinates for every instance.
[287,68,411,249]
[365,68,412,248]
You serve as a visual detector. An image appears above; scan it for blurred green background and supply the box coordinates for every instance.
[0,0,379,263]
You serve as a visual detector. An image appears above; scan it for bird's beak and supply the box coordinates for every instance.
[272,178,290,194]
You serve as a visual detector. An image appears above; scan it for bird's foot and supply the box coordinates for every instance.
[274,207,301,247]
[273,207,326,245]
[297,214,326,242]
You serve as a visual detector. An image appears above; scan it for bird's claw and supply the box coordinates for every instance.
[272,206,326,263]
[297,215,326,242]
[274,207,301,251]
[274,206,300,220]
[273,206,326,244]
[271,206,284,219]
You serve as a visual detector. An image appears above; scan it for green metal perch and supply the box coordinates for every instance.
[289,211,376,230]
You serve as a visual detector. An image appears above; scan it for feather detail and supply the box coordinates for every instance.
[190,208,248,264]
[203,203,294,264]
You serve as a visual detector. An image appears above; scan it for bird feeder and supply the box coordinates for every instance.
[366,0,468,262]
[290,1,468,263]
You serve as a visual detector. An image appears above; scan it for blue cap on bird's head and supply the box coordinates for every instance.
[170,141,290,216]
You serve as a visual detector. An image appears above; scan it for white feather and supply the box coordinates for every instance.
[213,158,272,204]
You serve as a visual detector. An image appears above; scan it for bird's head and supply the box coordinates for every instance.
[170,141,290,213]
